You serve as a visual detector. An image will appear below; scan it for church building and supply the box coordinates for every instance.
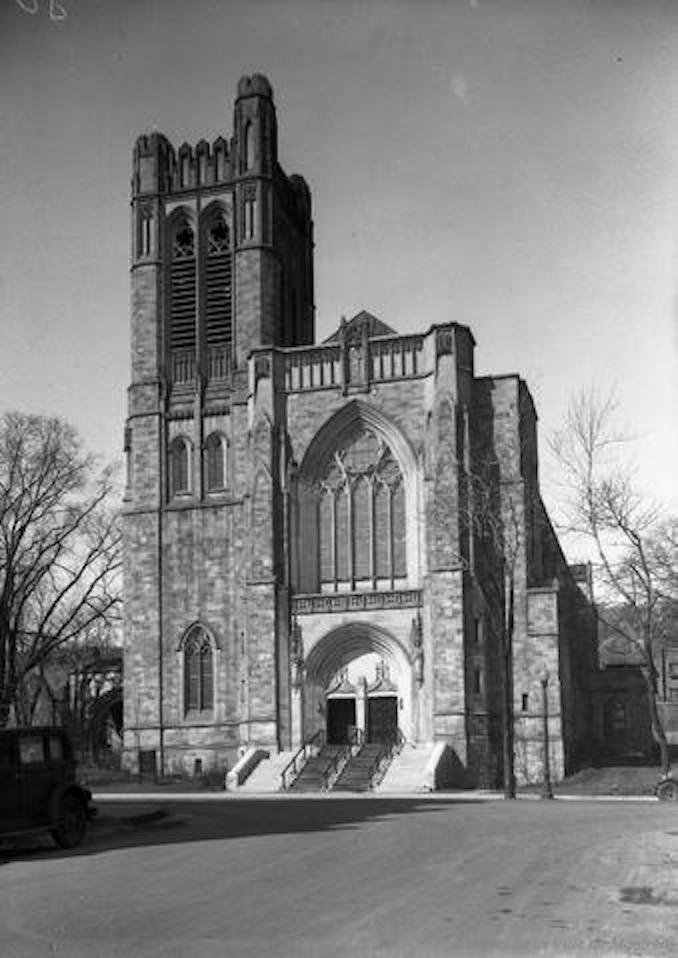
[122,75,597,788]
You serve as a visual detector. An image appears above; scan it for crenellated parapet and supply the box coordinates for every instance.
[132,132,234,196]
[130,74,308,202]
[129,74,315,373]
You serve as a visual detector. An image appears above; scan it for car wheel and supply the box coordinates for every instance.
[657,779,678,802]
[50,793,87,848]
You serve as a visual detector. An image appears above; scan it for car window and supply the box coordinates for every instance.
[48,735,64,761]
[18,736,45,766]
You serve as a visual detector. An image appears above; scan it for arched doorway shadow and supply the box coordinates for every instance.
[303,622,413,744]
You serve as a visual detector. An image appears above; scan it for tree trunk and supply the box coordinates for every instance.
[502,581,516,798]
[648,680,670,775]
[501,572,516,799]
[502,643,516,798]
[644,644,671,775]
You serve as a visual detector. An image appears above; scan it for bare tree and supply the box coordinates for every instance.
[551,391,677,773]
[466,459,523,798]
[0,411,121,726]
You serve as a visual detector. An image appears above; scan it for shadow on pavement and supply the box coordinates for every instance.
[0,797,477,864]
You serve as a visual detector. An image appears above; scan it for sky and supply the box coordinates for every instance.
[2,0,677,551]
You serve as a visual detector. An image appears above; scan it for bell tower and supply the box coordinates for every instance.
[123,75,314,775]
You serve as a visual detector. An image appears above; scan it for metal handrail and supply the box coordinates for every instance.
[321,727,365,790]
[321,745,350,790]
[280,730,324,791]
[368,728,405,789]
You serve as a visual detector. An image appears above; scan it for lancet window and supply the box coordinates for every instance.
[138,206,152,258]
[183,626,214,713]
[169,436,191,497]
[204,433,227,491]
[243,185,256,241]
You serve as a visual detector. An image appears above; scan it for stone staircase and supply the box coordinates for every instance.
[236,750,296,793]
[375,743,438,793]
[332,744,385,792]
[288,745,346,792]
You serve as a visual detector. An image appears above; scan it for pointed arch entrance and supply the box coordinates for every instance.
[302,622,413,745]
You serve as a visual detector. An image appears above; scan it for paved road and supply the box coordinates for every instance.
[1,796,677,957]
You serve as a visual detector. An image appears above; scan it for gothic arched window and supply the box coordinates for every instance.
[173,223,195,259]
[169,436,191,497]
[316,427,406,590]
[169,218,196,383]
[204,433,227,491]
[184,626,214,713]
[204,212,232,374]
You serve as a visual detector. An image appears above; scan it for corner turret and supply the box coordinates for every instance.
[234,72,277,176]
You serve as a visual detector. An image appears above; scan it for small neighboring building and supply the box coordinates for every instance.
[593,614,678,759]
[121,74,598,787]
[16,646,123,762]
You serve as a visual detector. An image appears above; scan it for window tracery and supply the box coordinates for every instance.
[172,224,195,259]
[207,217,230,254]
[316,427,406,589]
[169,219,197,368]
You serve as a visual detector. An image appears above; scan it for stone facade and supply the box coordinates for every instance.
[122,75,597,787]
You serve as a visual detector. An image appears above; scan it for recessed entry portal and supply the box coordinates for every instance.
[367,696,398,743]
[303,627,415,748]
[327,698,356,745]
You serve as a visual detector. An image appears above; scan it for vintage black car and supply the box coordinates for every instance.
[0,727,95,848]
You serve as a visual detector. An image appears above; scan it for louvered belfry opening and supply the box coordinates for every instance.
[204,215,232,380]
[170,221,196,384]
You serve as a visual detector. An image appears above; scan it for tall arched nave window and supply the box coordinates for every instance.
[316,427,406,590]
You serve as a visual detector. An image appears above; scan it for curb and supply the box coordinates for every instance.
[92,790,660,803]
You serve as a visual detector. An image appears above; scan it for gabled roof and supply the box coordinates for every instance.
[323,311,397,343]
[326,668,357,697]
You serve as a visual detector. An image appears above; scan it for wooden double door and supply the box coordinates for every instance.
[367,696,398,744]
[326,696,398,744]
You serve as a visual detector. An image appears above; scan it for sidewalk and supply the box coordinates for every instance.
[92,789,659,803]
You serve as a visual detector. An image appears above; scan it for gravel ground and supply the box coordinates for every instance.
[1,796,677,957]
